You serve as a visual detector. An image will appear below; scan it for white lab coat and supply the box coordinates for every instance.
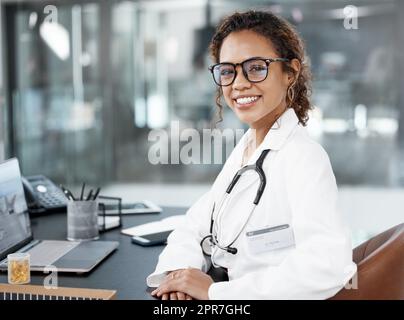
[147,108,357,299]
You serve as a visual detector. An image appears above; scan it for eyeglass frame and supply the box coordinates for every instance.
[209,57,290,87]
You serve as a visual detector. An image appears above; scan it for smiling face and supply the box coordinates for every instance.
[219,30,291,128]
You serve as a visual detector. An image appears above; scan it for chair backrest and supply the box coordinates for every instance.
[331,223,404,300]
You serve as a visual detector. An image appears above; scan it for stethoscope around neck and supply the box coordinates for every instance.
[200,149,270,266]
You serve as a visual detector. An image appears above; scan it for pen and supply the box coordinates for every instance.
[60,185,70,200]
[66,188,76,201]
[86,190,93,201]
[92,187,101,200]
[60,185,76,201]
[80,183,86,200]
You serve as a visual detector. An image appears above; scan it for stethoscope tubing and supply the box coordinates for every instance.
[204,149,271,258]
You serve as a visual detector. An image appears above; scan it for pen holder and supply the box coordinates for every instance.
[67,200,99,241]
[97,195,122,232]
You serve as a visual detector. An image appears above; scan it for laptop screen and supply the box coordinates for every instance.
[0,158,32,260]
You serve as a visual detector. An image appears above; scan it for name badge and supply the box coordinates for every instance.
[246,224,295,254]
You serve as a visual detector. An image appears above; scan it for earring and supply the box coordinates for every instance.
[287,85,295,107]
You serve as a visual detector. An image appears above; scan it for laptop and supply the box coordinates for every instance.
[0,158,119,273]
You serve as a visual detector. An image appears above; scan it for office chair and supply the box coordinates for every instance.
[331,223,404,300]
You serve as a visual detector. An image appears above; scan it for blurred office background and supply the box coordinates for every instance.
[1,0,403,245]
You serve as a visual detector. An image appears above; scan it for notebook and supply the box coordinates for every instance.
[121,215,185,237]
[0,283,116,300]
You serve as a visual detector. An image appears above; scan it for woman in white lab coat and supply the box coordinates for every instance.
[148,10,356,300]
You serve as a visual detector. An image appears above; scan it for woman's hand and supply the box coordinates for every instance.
[151,270,192,300]
[160,292,192,300]
[151,268,213,300]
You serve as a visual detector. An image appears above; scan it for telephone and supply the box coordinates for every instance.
[21,175,68,215]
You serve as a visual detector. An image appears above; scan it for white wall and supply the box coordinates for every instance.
[338,187,404,245]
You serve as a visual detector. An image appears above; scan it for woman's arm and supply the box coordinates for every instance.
[146,190,213,288]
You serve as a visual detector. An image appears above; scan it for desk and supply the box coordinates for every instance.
[0,207,186,299]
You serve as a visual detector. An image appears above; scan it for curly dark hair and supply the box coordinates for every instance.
[209,10,312,126]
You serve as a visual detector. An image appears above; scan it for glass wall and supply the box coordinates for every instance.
[0,4,5,161]
[4,1,113,185]
[2,0,403,187]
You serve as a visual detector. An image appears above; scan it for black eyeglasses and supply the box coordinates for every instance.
[209,57,289,87]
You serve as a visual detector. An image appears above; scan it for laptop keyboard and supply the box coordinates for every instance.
[27,241,80,267]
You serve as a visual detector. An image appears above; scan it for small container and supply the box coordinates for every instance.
[67,200,99,241]
[8,252,30,285]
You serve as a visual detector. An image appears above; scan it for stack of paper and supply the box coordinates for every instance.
[121,215,186,236]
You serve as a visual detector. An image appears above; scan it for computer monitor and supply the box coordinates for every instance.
[0,158,32,261]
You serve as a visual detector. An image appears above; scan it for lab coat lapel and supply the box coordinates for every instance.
[225,108,299,199]
[216,132,258,200]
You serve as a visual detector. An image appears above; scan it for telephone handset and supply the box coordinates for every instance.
[21,175,68,214]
